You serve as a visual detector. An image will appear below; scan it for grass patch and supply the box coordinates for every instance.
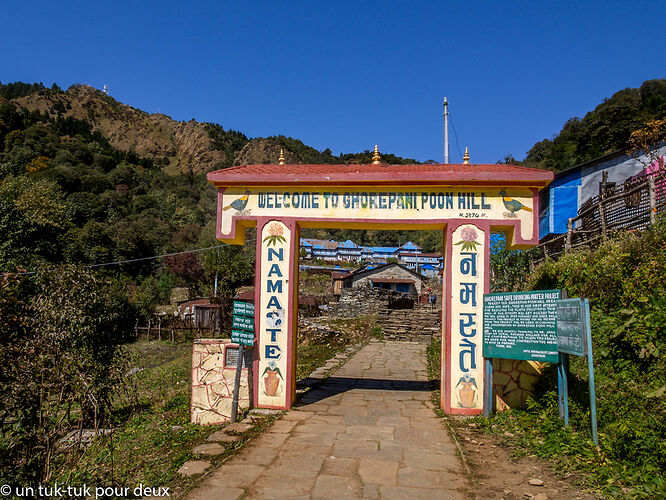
[297,342,341,380]
[298,271,334,295]
[426,336,441,384]
[51,340,279,495]
[370,325,384,340]
[467,405,665,498]
[297,314,377,379]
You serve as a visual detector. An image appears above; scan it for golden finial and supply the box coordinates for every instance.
[371,145,382,165]
[278,148,286,165]
[462,147,470,165]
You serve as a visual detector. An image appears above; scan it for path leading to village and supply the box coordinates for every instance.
[187,340,467,499]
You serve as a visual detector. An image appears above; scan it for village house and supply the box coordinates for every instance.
[339,262,428,298]
[300,237,443,272]
[539,142,666,239]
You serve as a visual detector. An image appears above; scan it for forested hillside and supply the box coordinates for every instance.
[0,81,424,285]
[0,82,417,173]
[522,79,666,171]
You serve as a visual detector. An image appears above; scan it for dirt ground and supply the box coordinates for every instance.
[450,419,599,500]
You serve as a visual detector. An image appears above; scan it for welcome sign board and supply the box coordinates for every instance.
[208,161,554,414]
[218,186,536,244]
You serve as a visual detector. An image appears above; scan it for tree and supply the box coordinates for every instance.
[0,176,71,268]
[0,266,133,485]
[25,155,50,173]
[197,221,255,331]
[489,233,531,293]
[626,119,666,167]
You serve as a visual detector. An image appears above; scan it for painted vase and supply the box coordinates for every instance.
[458,381,476,408]
[264,369,280,396]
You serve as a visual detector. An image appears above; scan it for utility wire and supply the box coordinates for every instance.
[448,114,464,161]
[86,244,228,269]
[4,238,257,276]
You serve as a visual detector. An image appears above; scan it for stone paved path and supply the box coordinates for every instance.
[187,340,467,499]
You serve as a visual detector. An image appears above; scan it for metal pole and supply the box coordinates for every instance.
[230,345,244,423]
[557,289,568,423]
[443,97,450,164]
[558,353,570,427]
[483,358,493,418]
[584,299,599,446]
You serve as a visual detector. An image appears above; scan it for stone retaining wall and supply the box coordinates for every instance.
[327,286,400,317]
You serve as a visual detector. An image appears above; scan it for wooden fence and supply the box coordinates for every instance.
[134,317,222,343]
[532,169,666,266]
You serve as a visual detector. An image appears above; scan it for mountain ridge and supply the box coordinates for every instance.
[6,83,418,173]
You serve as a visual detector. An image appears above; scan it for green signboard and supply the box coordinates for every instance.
[557,298,587,356]
[231,300,254,346]
[232,315,254,331]
[483,290,561,362]
[233,301,255,317]
[231,330,255,347]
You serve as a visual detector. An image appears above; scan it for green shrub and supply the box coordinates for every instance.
[493,217,666,496]
[0,266,134,485]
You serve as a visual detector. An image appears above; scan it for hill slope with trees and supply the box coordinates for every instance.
[1,82,417,173]
[522,79,666,171]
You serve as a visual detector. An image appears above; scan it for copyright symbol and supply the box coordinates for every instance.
[1,484,11,496]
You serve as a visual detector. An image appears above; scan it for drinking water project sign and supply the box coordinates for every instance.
[483,290,561,362]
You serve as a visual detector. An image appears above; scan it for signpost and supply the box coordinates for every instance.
[556,298,598,445]
[482,290,561,418]
[482,291,598,445]
[557,298,587,356]
[230,300,254,422]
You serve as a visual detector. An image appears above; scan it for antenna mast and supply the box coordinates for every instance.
[443,97,450,164]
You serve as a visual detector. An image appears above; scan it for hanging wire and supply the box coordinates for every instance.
[3,238,257,276]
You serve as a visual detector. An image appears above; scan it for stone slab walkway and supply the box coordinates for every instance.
[187,340,467,499]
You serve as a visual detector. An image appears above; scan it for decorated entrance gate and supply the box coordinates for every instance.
[208,156,552,414]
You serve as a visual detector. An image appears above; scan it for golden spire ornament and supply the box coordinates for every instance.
[462,147,470,165]
[371,145,382,165]
[278,148,286,165]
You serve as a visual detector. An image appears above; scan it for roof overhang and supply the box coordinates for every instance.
[207,163,554,188]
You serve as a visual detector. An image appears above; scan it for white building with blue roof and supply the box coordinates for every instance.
[299,238,442,276]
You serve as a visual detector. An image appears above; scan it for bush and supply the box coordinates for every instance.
[0,266,134,485]
[492,217,666,496]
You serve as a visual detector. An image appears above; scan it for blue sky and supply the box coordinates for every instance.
[2,0,664,164]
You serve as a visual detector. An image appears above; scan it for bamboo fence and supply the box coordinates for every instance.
[532,169,666,266]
